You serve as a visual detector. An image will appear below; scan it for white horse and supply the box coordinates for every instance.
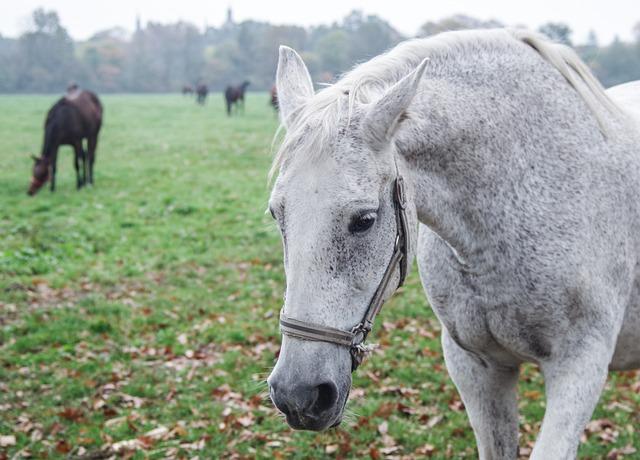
[608,80,640,122]
[266,28,640,459]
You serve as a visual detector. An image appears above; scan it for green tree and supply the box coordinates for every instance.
[78,28,128,92]
[0,35,17,92]
[418,14,502,37]
[538,22,573,46]
[591,37,640,87]
[342,11,404,64]
[316,29,350,76]
[15,8,77,92]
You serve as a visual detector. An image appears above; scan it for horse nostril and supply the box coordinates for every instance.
[311,382,338,414]
[269,382,292,417]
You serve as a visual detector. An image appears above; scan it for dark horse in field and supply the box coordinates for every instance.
[270,85,278,112]
[196,83,208,105]
[224,81,250,115]
[182,84,194,96]
[28,89,103,196]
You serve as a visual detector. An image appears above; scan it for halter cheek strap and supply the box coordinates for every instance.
[279,168,409,372]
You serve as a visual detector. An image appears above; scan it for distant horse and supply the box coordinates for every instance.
[182,84,194,96]
[270,85,278,112]
[224,81,250,115]
[196,83,208,105]
[28,89,102,195]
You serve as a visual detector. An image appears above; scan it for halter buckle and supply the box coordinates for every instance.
[350,344,368,371]
[350,321,372,346]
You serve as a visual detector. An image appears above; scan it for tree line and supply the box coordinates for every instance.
[0,9,639,93]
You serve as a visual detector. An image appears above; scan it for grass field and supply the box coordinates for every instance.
[0,94,638,459]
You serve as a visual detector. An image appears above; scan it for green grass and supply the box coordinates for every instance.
[0,94,638,459]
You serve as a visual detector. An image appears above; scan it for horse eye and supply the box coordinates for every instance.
[349,211,377,233]
[269,207,276,220]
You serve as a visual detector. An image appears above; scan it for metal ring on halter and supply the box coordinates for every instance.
[277,158,409,372]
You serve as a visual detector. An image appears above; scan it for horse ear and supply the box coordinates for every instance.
[276,46,314,128]
[363,58,429,152]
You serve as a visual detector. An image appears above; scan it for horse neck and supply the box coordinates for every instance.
[395,44,608,266]
[41,118,60,162]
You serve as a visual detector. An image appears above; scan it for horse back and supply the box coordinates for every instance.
[45,90,101,145]
[64,90,102,132]
[607,81,640,122]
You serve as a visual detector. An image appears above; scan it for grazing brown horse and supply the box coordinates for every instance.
[196,83,208,105]
[270,85,278,112]
[182,84,194,96]
[28,89,103,196]
[224,81,250,115]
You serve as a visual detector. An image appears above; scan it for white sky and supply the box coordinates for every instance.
[0,0,638,44]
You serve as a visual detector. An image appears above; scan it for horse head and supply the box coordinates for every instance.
[266,46,425,430]
[28,155,50,196]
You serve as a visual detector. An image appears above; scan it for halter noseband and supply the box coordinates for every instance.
[279,166,409,372]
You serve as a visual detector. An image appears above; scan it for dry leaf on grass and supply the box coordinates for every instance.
[0,435,16,447]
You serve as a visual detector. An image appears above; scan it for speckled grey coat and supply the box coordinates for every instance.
[267,29,640,459]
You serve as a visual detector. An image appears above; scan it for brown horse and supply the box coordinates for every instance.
[224,81,250,115]
[182,84,194,96]
[28,89,103,196]
[270,85,278,112]
[196,83,208,105]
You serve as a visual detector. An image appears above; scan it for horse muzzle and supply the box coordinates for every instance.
[27,176,47,196]
[268,378,346,431]
[267,342,352,431]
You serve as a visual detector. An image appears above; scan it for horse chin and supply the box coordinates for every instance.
[283,386,349,432]
[27,183,41,196]
[285,412,342,432]
[28,176,47,196]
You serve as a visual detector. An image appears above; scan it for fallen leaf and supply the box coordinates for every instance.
[55,440,72,454]
[58,407,84,422]
[325,444,338,454]
[0,435,16,447]
[415,443,437,456]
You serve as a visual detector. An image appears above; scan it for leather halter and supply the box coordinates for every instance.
[279,166,409,372]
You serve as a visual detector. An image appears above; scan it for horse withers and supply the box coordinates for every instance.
[29,89,103,196]
[224,81,250,115]
[267,29,640,459]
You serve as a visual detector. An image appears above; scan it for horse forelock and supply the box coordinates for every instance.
[270,28,626,183]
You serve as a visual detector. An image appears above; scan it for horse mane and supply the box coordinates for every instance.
[510,29,623,131]
[270,29,623,180]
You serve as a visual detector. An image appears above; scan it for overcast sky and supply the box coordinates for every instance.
[1,0,638,44]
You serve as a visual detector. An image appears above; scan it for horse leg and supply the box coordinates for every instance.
[73,141,84,188]
[50,151,58,192]
[87,135,97,185]
[530,337,612,459]
[442,329,519,459]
